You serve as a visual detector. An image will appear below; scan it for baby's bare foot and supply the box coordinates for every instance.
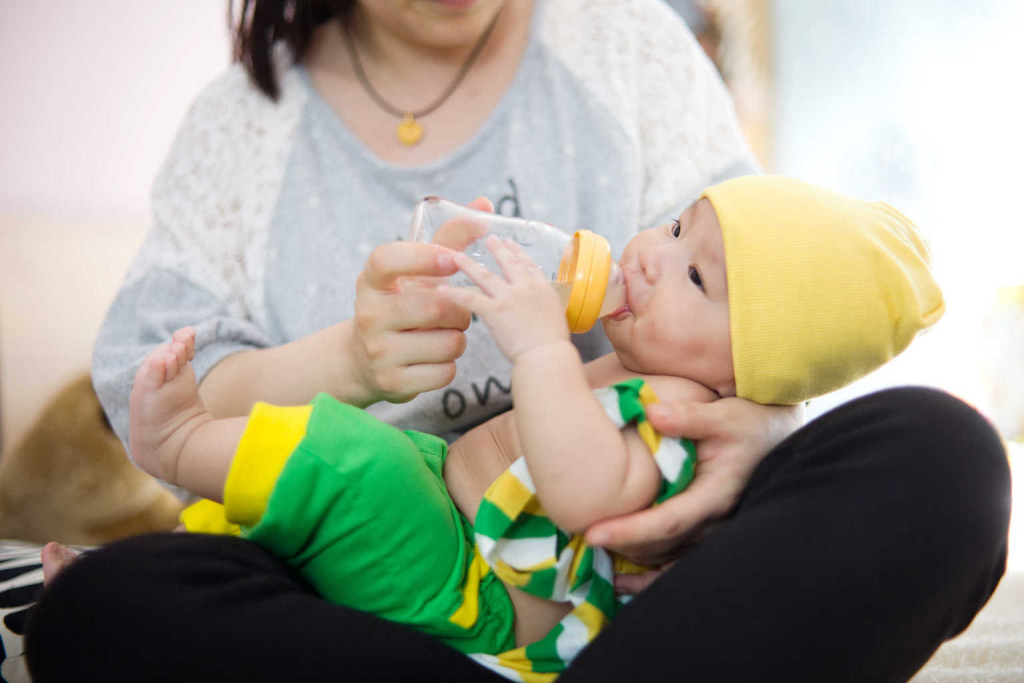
[41,542,79,587]
[129,327,210,485]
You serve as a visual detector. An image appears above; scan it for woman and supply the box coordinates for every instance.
[24,1,1009,681]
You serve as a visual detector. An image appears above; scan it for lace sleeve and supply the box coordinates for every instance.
[633,1,760,228]
[538,0,759,229]
[93,65,305,461]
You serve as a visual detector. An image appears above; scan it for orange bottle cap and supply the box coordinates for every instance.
[557,230,611,333]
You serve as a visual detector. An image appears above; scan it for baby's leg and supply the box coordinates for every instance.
[129,327,247,501]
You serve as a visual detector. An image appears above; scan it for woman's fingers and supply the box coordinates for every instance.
[614,562,674,596]
[394,280,473,330]
[361,328,468,367]
[351,240,474,403]
[643,399,722,440]
[356,279,471,333]
[584,398,799,570]
[436,283,489,313]
[371,361,461,403]
[585,473,733,565]
[360,241,460,291]
[466,196,495,213]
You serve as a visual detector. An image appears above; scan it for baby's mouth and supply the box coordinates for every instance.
[621,267,642,316]
[607,304,631,320]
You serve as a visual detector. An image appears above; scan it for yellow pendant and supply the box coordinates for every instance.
[396,114,423,146]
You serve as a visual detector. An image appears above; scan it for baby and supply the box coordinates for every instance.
[130,176,944,681]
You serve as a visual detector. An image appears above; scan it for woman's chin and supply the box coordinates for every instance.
[428,0,481,9]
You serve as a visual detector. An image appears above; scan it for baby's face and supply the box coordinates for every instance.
[602,198,735,397]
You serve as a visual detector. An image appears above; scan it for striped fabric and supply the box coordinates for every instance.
[469,379,696,681]
[0,541,60,683]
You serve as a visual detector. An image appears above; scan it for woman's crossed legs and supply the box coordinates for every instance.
[25,387,1010,683]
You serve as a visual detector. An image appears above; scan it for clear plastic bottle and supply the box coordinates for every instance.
[408,197,627,333]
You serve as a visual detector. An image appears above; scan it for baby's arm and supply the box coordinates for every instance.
[514,355,720,530]
[440,239,705,532]
[510,344,661,531]
[445,359,717,525]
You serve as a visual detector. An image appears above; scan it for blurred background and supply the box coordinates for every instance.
[2,0,1022,550]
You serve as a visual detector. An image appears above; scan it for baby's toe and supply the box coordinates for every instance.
[170,341,188,367]
[172,327,197,360]
[135,348,170,389]
[164,344,184,381]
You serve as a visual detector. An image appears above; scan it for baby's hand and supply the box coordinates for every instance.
[438,236,570,362]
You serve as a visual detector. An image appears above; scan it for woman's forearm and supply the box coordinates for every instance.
[197,320,371,418]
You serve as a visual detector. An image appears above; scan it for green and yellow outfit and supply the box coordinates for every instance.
[182,379,695,681]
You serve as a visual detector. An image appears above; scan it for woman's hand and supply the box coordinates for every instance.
[584,397,805,592]
[348,197,494,405]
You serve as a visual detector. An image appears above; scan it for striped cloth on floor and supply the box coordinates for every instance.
[0,541,46,683]
[469,378,697,681]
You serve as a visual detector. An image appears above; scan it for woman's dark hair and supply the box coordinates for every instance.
[230,0,355,100]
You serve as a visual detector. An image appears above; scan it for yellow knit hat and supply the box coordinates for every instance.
[700,175,945,405]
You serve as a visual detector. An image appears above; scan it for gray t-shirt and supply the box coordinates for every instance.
[93,0,757,471]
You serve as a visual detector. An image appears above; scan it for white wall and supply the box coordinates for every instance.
[772,0,1024,425]
[1,0,232,219]
[772,0,1024,572]
[1,1,232,452]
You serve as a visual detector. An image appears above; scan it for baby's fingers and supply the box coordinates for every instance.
[487,236,545,284]
[443,251,506,296]
[502,240,549,283]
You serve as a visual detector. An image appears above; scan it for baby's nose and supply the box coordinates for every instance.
[638,248,660,283]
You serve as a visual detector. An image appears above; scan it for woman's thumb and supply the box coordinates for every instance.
[646,400,719,440]
[467,196,494,213]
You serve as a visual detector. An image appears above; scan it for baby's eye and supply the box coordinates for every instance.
[671,219,681,237]
[688,266,704,290]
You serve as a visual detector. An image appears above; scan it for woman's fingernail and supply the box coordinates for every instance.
[438,253,455,269]
[588,531,609,546]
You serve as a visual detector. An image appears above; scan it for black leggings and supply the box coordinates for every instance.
[25,388,1011,682]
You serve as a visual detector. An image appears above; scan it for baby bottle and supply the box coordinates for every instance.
[408,197,627,333]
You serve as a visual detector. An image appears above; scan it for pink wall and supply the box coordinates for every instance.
[1,1,232,220]
[1,2,232,453]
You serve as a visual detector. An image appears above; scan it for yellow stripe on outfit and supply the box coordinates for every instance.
[636,420,660,454]
[223,402,313,527]
[612,554,650,576]
[449,548,492,628]
[565,535,589,586]
[179,498,241,535]
[637,382,659,407]
[495,648,558,683]
[487,469,537,520]
[494,560,533,587]
[572,601,609,640]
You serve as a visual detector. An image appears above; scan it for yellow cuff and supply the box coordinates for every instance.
[223,402,314,528]
[179,499,241,536]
